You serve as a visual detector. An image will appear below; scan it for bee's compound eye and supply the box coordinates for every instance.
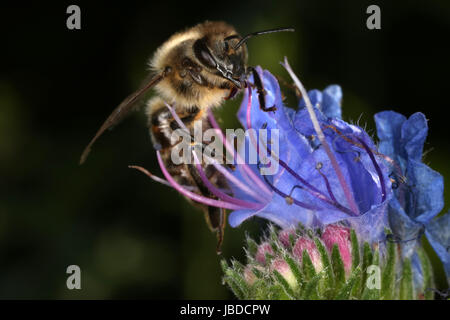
[193,39,217,69]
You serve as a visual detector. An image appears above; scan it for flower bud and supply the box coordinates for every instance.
[278,228,297,248]
[255,242,274,265]
[293,237,323,272]
[321,224,352,274]
[243,266,257,286]
[271,258,297,289]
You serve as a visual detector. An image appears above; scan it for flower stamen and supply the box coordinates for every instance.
[207,108,272,197]
[354,137,387,202]
[259,171,320,210]
[315,162,339,203]
[156,150,249,210]
[282,57,359,215]
[192,151,263,209]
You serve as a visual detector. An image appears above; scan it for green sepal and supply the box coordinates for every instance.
[223,266,249,299]
[336,266,361,300]
[273,270,295,299]
[220,259,229,274]
[283,253,305,289]
[268,284,290,300]
[301,271,323,299]
[223,273,245,299]
[381,237,396,300]
[251,278,271,299]
[360,242,373,296]
[362,246,380,300]
[302,249,317,281]
[399,258,414,300]
[331,244,346,288]
[245,237,259,257]
[251,266,264,279]
[314,238,335,298]
[416,246,434,300]
[350,229,360,271]
[288,233,296,249]
[349,230,361,298]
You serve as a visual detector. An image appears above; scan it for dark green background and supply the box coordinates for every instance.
[0,0,448,298]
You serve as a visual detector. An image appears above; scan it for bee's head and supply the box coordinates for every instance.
[193,34,247,89]
[193,26,294,89]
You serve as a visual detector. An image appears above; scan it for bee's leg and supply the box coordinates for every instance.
[248,67,277,112]
[215,207,226,254]
[182,57,205,86]
[204,205,226,254]
[187,164,227,253]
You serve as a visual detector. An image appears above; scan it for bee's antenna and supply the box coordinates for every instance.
[233,27,295,50]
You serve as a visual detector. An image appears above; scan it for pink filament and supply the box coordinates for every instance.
[156,151,246,210]
[207,109,272,196]
[192,152,262,209]
[208,159,267,203]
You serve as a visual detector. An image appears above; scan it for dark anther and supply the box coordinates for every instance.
[389,172,399,189]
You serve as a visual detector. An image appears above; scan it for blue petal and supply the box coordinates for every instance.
[387,196,424,258]
[228,208,262,228]
[258,199,317,229]
[292,104,328,140]
[348,201,389,243]
[322,85,343,119]
[298,89,323,109]
[374,111,407,163]
[425,212,450,285]
[405,159,444,224]
[401,112,428,162]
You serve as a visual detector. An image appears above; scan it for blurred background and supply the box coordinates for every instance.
[0,0,449,298]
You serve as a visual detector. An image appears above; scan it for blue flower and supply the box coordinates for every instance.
[227,66,392,244]
[147,63,447,288]
[375,111,450,285]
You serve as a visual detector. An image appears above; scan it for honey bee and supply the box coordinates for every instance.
[80,21,294,253]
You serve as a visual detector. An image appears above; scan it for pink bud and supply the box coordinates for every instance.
[255,242,274,265]
[271,258,297,289]
[243,266,257,286]
[293,237,323,272]
[278,228,297,248]
[321,224,352,274]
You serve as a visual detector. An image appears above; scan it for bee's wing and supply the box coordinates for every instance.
[79,70,168,164]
